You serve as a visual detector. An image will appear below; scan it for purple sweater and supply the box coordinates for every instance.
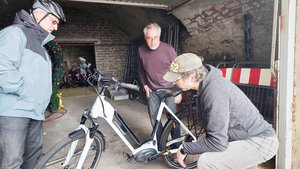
[138,42,176,90]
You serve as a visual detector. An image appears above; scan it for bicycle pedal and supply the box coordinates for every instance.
[123,152,133,161]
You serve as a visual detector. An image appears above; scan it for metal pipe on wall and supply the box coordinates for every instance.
[65,0,168,9]
[244,13,253,61]
[168,0,194,13]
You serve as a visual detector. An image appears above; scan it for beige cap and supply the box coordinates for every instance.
[163,53,203,82]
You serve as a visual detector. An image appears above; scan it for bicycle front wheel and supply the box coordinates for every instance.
[35,129,105,169]
[160,109,205,169]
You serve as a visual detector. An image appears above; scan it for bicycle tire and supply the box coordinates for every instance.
[35,129,105,169]
[160,109,205,169]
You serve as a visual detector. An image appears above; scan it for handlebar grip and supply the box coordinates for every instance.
[119,83,140,92]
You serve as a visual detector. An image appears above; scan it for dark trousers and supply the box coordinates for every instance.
[0,116,43,169]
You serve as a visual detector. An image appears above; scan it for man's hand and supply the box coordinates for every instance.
[174,94,182,104]
[144,85,152,98]
[176,146,187,168]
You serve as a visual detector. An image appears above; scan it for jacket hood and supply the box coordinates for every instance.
[13,9,54,45]
[200,65,224,91]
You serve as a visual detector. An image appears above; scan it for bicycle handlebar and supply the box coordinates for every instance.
[120,83,140,92]
[79,57,139,91]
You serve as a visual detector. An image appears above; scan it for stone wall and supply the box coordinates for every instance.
[173,0,274,65]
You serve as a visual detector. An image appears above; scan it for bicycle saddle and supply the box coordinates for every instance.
[156,87,182,99]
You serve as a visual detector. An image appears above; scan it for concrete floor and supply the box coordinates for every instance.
[43,87,168,169]
[42,87,274,169]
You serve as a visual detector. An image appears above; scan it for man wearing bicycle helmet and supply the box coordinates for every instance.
[163,53,279,169]
[0,0,65,168]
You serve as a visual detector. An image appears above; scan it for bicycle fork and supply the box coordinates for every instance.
[62,124,93,169]
[63,110,98,169]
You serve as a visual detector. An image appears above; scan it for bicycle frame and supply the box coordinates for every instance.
[61,57,199,167]
[64,86,197,167]
[156,102,197,154]
[90,87,197,158]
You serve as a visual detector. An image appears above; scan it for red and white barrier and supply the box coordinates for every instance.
[219,68,277,87]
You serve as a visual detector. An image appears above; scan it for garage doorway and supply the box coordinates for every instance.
[59,44,96,88]
[60,44,96,70]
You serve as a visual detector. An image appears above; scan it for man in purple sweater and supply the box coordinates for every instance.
[138,23,181,143]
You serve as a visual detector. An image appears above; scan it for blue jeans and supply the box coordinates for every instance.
[148,91,180,145]
[0,116,43,169]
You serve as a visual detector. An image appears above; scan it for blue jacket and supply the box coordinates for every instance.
[0,10,54,120]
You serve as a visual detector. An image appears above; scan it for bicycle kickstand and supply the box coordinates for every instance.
[123,152,133,161]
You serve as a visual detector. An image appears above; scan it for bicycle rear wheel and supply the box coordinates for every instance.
[35,129,105,169]
[160,109,205,169]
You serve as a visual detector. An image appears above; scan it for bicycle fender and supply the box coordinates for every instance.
[68,129,85,139]
[68,128,106,152]
[96,130,106,152]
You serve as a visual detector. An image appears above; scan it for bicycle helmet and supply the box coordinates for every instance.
[32,0,66,23]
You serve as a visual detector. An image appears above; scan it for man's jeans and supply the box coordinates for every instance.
[0,116,43,169]
[197,135,279,169]
[148,91,180,146]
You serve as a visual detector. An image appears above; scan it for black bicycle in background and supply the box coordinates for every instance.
[59,65,93,88]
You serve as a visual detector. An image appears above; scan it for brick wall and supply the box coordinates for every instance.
[1,7,130,80]
[94,44,128,80]
[53,7,129,80]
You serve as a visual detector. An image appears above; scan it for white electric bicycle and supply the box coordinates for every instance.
[34,57,205,169]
